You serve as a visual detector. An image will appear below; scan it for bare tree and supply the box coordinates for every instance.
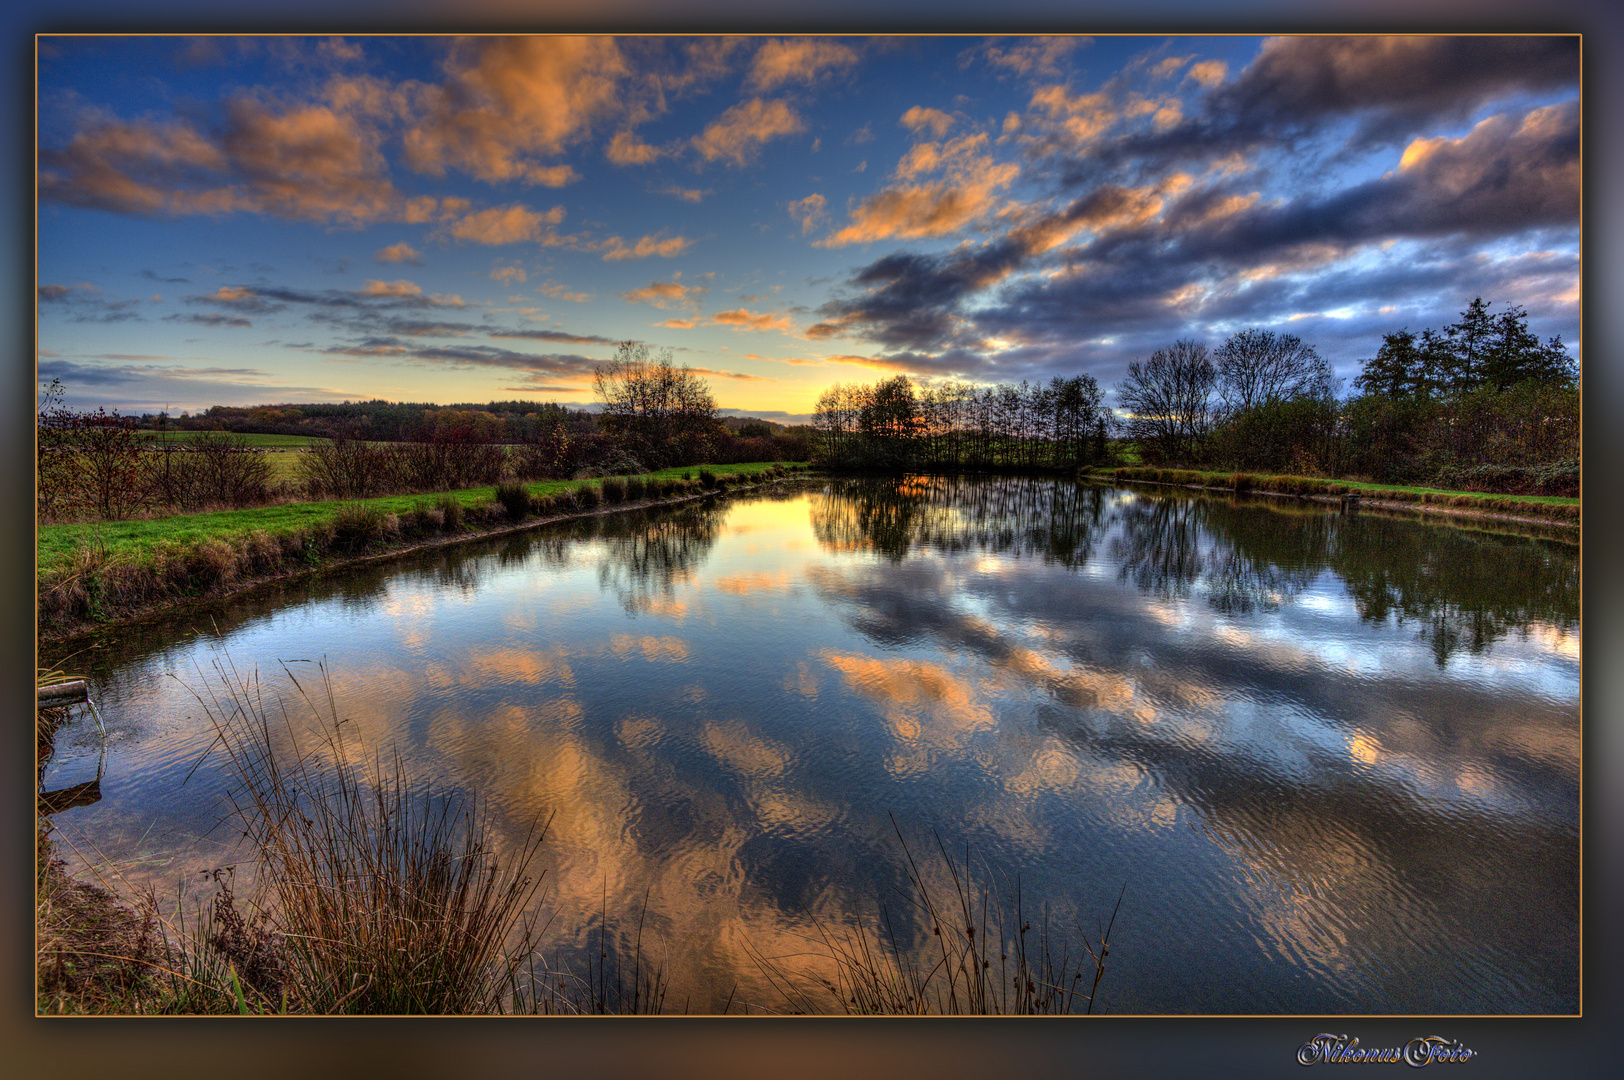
[1214,329,1332,414]
[594,342,718,468]
[1114,340,1218,464]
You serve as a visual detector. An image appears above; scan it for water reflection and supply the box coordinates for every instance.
[592,503,724,614]
[821,477,1578,666]
[39,477,1578,1014]
[802,477,1577,1011]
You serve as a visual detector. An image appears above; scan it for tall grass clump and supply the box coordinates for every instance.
[623,476,646,501]
[495,482,530,522]
[435,495,464,532]
[575,484,600,509]
[194,662,550,1014]
[698,468,718,490]
[752,819,1121,1015]
[329,504,387,554]
[600,477,627,504]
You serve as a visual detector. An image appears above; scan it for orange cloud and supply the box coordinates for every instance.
[403,36,626,184]
[207,286,259,303]
[620,276,707,308]
[746,38,859,92]
[816,352,916,371]
[39,91,407,226]
[900,106,955,138]
[787,192,827,234]
[820,130,1017,246]
[692,98,805,166]
[359,278,422,297]
[822,168,1019,248]
[1186,60,1229,88]
[539,281,592,302]
[1152,56,1190,79]
[710,308,793,333]
[1028,83,1118,145]
[606,129,664,165]
[446,203,566,245]
[978,36,1088,79]
[490,264,527,283]
[374,241,421,263]
[599,234,691,261]
[219,98,403,223]
[684,366,772,381]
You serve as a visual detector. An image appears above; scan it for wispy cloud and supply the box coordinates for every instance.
[746,38,859,92]
[620,276,708,309]
[598,234,692,261]
[693,98,805,166]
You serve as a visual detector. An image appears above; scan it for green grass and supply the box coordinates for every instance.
[37,463,807,572]
[1325,478,1579,507]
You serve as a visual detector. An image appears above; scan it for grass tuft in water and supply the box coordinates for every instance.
[191,660,551,1014]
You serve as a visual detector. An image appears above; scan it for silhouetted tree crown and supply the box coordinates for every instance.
[1354,299,1575,398]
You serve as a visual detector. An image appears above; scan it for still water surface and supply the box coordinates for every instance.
[41,477,1580,1013]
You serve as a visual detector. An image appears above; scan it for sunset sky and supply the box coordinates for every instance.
[36,34,1581,423]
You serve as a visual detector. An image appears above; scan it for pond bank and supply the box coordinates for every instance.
[38,468,798,647]
[1093,467,1579,533]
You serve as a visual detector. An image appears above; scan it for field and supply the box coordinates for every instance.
[130,430,325,447]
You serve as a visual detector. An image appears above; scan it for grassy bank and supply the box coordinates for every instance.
[1095,465,1580,524]
[38,462,808,640]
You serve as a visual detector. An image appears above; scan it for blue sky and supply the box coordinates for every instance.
[36,34,1580,422]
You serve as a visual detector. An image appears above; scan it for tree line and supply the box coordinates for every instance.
[812,374,1110,472]
[810,299,1575,496]
[1114,299,1576,494]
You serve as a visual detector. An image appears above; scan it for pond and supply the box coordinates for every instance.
[39,476,1581,1014]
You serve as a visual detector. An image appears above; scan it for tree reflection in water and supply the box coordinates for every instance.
[593,503,725,615]
[810,475,1109,568]
[815,476,1577,665]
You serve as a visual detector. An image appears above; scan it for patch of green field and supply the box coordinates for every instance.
[37,462,808,571]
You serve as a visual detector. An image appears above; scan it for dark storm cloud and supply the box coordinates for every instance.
[807,239,1033,351]
[1213,35,1580,148]
[1057,35,1580,182]
[1138,100,1579,262]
